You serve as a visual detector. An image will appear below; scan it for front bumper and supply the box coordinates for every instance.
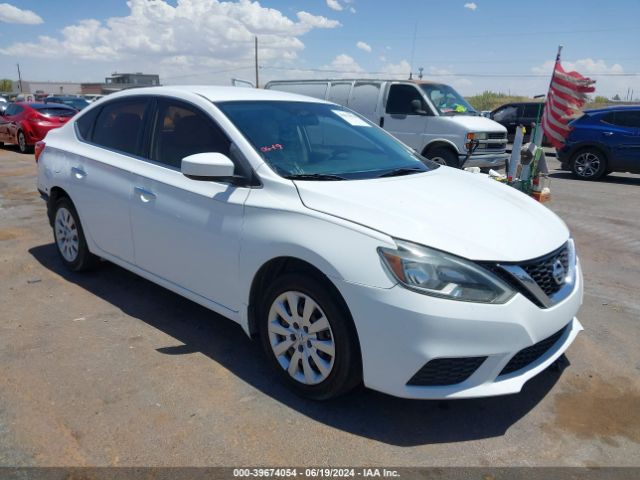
[336,261,583,399]
[461,152,509,169]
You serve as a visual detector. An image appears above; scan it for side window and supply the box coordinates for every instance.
[523,104,542,118]
[151,100,230,169]
[605,111,640,128]
[348,82,381,117]
[13,105,24,115]
[493,105,518,122]
[92,99,149,156]
[386,84,425,115]
[4,104,16,116]
[269,83,328,100]
[76,107,100,141]
[327,83,352,105]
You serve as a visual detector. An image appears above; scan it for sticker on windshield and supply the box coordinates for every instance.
[332,110,371,127]
[260,143,284,153]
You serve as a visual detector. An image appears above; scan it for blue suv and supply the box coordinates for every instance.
[557,105,640,180]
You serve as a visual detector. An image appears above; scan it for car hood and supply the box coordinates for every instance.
[440,115,507,133]
[294,167,569,262]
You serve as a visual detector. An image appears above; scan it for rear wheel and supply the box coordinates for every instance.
[52,197,98,272]
[17,130,32,154]
[258,273,361,400]
[571,148,607,180]
[424,146,460,168]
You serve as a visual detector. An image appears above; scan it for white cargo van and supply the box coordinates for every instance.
[265,79,508,169]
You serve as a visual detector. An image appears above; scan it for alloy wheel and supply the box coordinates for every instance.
[55,207,80,262]
[18,131,26,153]
[574,151,601,178]
[267,291,335,385]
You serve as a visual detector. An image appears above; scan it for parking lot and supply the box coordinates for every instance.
[0,145,639,467]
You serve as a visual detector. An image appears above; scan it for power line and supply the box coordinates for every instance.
[260,66,640,78]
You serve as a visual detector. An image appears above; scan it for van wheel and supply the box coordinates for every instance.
[52,197,99,272]
[425,146,460,168]
[258,273,361,400]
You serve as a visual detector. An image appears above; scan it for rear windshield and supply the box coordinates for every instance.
[33,106,76,117]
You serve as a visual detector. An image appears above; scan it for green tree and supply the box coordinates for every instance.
[0,79,13,92]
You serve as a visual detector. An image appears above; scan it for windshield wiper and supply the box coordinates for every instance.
[377,167,425,178]
[284,173,347,181]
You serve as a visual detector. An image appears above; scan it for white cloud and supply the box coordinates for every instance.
[326,53,363,73]
[356,41,371,53]
[349,7,356,13]
[0,0,341,84]
[532,58,623,75]
[379,60,412,78]
[326,0,343,12]
[0,2,43,24]
[532,57,631,98]
[464,2,478,11]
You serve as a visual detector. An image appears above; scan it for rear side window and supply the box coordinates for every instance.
[523,104,543,117]
[76,107,100,140]
[151,100,231,169]
[269,83,328,100]
[602,110,640,128]
[493,105,518,122]
[386,84,426,115]
[327,83,352,105]
[92,99,149,156]
[348,82,381,117]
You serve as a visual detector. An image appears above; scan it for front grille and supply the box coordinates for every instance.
[488,132,507,140]
[499,324,568,376]
[521,244,570,296]
[407,357,487,386]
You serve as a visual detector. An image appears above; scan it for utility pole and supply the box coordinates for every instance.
[254,36,259,89]
[16,63,22,93]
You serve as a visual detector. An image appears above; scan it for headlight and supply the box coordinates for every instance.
[378,240,515,303]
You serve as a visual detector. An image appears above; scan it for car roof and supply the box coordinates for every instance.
[22,102,76,109]
[584,104,640,114]
[103,85,332,104]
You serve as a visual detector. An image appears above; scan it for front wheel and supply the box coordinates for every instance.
[424,146,460,168]
[258,273,361,400]
[52,197,99,272]
[571,148,607,180]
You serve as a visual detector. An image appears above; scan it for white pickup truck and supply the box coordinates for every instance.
[265,79,509,169]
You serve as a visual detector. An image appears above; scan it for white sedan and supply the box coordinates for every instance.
[36,86,583,400]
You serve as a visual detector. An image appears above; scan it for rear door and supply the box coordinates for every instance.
[129,97,249,311]
[69,97,151,263]
[347,81,382,123]
[601,110,640,170]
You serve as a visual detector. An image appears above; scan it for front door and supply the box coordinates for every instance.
[130,98,249,312]
[381,83,431,152]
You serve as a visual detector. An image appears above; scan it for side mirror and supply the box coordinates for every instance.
[181,152,235,180]
[410,99,427,115]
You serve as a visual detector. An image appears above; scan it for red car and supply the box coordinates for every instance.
[0,102,76,154]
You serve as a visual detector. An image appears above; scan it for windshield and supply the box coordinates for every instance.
[217,101,436,180]
[421,84,476,116]
[63,98,89,110]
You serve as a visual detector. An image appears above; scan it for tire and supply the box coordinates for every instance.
[424,146,460,168]
[258,273,361,400]
[571,148,607,180]
[52,197,99,272]
[17,130,33,154]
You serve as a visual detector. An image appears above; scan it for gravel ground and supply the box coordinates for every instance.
[0,145,638,467]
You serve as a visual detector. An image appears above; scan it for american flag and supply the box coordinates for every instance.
[541,52,596,150]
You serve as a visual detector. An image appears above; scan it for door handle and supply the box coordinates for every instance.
[134,186,156,203]
[602,131,614,136]
[71,167,87,179]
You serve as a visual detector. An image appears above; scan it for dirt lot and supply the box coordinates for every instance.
[0,145,639,467]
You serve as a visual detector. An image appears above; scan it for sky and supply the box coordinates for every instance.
[0,0,639,98]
